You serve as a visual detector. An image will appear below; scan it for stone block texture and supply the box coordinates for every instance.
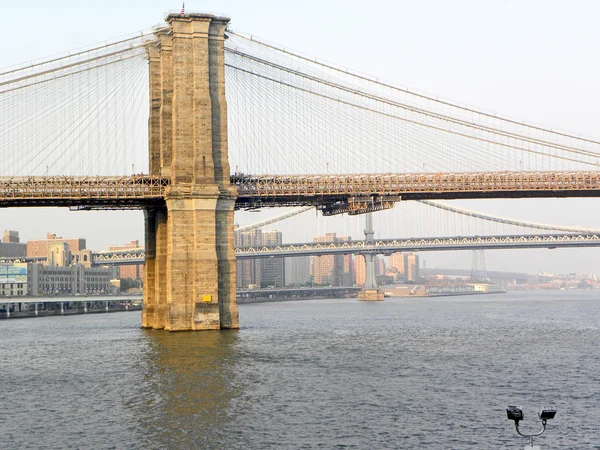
[143,13,238,331]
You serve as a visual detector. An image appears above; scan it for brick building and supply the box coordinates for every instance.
[27,233,86,259]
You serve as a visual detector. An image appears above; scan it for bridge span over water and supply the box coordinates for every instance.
[3,12,600,330]
[2,232,597,267]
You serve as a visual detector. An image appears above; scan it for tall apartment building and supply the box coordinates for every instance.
[27,233,86,260]
[342,254,356,287]
[311,234,337,285]
[260,230,284,288]
[284,256,310,286]
[109,240,143,279]
[235,228,262,289]
[389,252,405,275]
[404,252,420,283]
[0,230,26,258]
[311,233,354,286]
[355,254,366,286]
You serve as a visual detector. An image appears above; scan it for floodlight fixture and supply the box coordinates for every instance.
[538,408,557,421]
[506,405,524,423]
[506,405,557,448]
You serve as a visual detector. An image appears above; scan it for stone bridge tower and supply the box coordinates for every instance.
[142,13,238,331]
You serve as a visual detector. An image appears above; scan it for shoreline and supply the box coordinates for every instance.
[0,306,142,320]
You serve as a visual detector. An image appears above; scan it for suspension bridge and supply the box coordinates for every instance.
[2,12,600,330]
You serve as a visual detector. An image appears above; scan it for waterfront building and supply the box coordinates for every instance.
[1,240,120,297]
[0,259,118,297]
[28,263,118,296]
[0,263,28,296]
[387,252,419,283]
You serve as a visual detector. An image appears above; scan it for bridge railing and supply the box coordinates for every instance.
[0,176,168,207]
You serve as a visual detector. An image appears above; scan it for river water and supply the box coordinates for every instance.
[1,290,599,449]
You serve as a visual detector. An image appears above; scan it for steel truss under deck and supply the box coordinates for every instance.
[234,233,600,258]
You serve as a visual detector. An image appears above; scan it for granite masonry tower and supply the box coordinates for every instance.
[142,13,238,331]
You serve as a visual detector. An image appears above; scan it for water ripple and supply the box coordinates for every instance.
[1,291,599,448]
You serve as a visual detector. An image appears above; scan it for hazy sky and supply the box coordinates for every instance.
[3,1,600,274]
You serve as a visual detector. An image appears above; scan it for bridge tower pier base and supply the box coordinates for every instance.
[142,12,238,331]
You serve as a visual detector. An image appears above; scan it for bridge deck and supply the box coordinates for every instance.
[1,171,600,209]
[233,171,600,207]
[0,176,168,208]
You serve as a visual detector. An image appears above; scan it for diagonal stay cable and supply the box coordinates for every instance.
[0,44,149,89]
[0,52,145,96]
[226,48,600,160]
[0,30,162,77]
[228,31,600,147]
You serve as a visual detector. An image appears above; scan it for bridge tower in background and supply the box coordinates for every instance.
[470,250,487,282]
[143,13,238,331]
[358,213,384,301]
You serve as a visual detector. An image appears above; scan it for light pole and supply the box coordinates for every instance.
[506,406,557,449]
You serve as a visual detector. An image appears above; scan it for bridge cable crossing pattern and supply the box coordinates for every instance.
[224,31,600,176]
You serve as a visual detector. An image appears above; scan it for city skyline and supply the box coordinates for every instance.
[3,1,600,274]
